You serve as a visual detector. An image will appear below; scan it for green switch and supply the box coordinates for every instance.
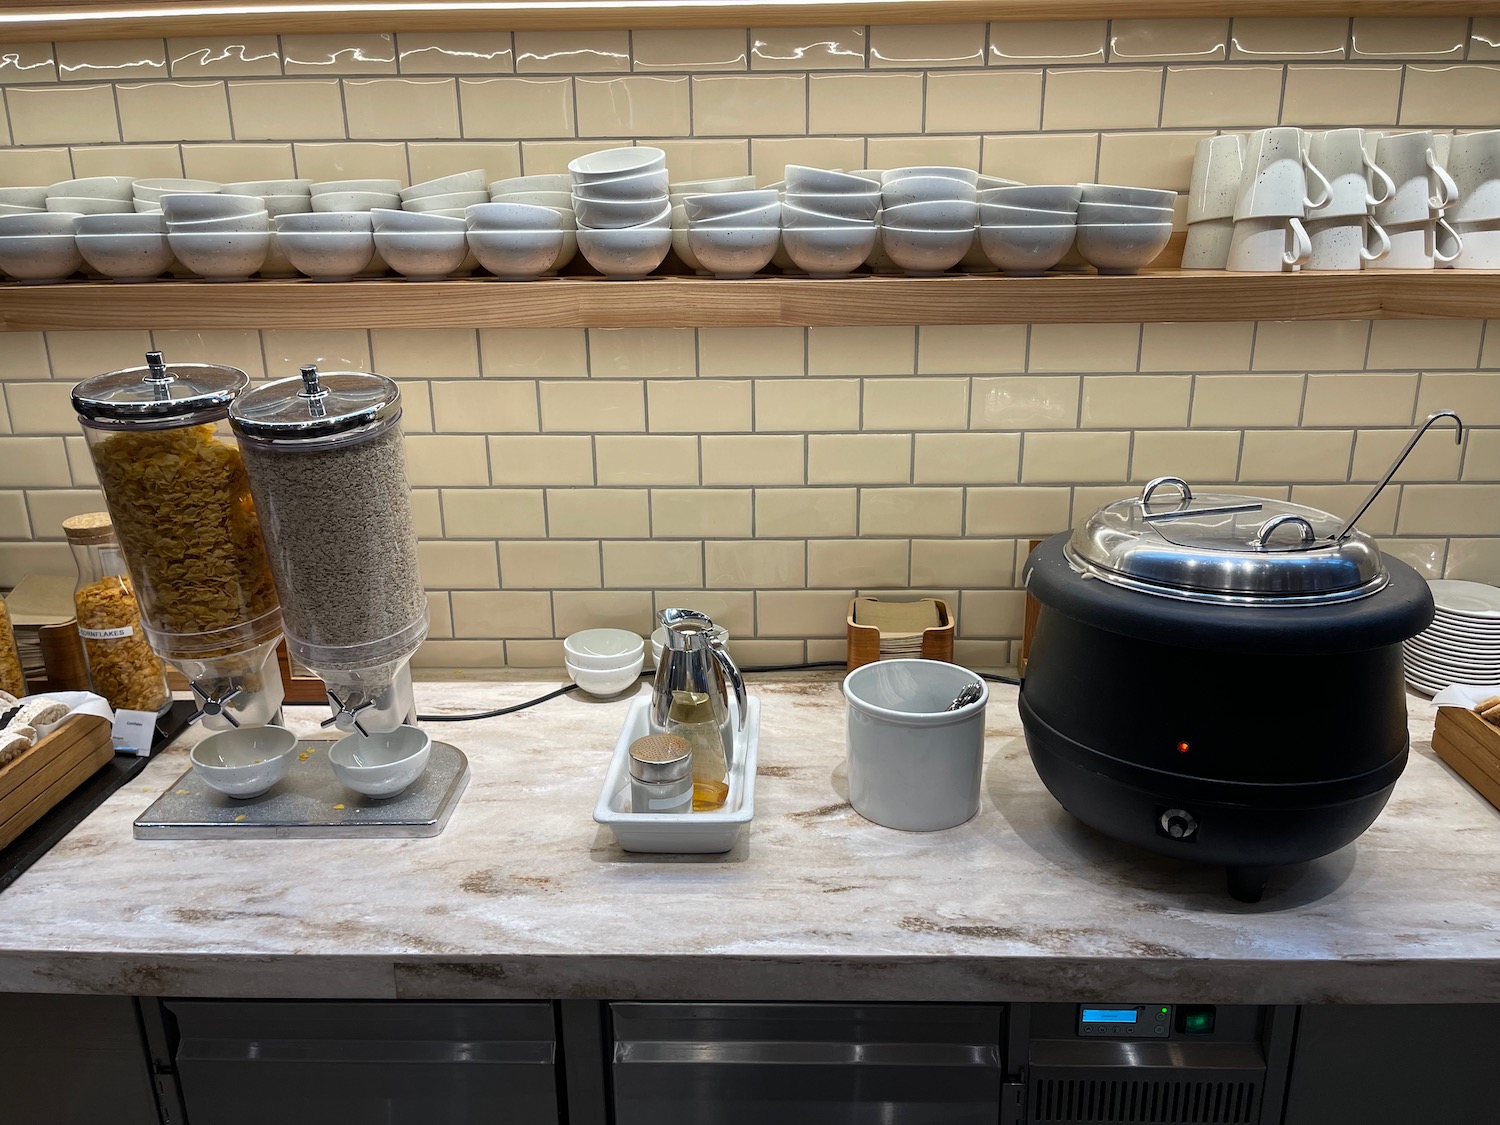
[1176,1006,1216,1035]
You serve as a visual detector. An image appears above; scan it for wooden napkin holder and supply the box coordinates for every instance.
[846,597,955,672]
[1433,705,1500,811]
[0,712,114,852]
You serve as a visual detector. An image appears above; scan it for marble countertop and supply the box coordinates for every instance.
[0,676,1497,1004]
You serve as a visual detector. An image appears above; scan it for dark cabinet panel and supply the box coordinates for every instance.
[166,1000,560,1125]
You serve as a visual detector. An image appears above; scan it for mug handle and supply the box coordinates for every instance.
[1284,216,1312,266]
[1360,216,1391,262]
[1426,150,1459,210]
[1434,215,1464,263]
[1363,153,1395,206]
[1302,157,1333,211]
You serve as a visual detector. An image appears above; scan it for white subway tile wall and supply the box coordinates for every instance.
[1,18,1498,669]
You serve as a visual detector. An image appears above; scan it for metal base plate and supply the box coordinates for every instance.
[132,740,470,840]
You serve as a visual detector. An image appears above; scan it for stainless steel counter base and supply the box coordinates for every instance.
[132,740,469,840]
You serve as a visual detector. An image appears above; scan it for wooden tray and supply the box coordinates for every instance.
[1433,706,1500,812]
[0,713,114,851]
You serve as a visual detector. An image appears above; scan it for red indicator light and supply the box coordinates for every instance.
[1177,741,1191,753]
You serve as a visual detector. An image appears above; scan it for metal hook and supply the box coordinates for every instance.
[1335,411,1463,542]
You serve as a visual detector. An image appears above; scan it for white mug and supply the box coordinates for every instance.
[1368,216,1463,269]
[1227,215,1311,271]
[1374,131,1459,226]
[1181,216,1235,269]
[1305,214,1390,270]
[1450,219,1500,268]
[1235,127,1331,221]
[1447,130,1500,225]
[1308,128,1393,220]
[1187,134,1245,223]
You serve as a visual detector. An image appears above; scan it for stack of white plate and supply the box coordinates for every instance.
[1404,579,1500,695]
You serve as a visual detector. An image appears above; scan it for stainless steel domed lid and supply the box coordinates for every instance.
[71,351,248,428]
[228,365,401,446]
[1065,477,1386,606]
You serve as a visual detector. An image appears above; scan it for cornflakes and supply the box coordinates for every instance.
[75,575,170,713]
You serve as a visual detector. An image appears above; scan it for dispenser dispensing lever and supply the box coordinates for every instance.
[189,683,243,728]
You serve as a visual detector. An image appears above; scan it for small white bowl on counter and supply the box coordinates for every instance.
[190,725,299,799]
[329,725,432,799]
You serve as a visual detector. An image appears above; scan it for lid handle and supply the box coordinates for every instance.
[298,363,329,419]
[1252,513,1317,549]
[143,350,175,401]
[1335,411,1463,542]
[1140,476,1192,508]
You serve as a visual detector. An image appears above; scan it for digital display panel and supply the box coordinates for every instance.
[1081,1008,1139,1024]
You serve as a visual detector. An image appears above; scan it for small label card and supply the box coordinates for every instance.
[112,709,158,756]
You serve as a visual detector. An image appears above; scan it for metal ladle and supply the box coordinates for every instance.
[947,682,983,711]
[1336,411,1463,541]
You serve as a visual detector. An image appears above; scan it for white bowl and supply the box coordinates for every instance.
[48,175,134,200]
[167,229,271,280]
[880,199,978,231]
[650,624,728,667]
[0,233,83,283]
[569,146,667,179]
[75,212,165,235]
[687,225,780,278]
[980,184,1082,212]
[312,191,402,213]
[404,190,491,213]
[164,211,270,236]
[276,228,376,281]
[977,174,1024,190]
[688,200,780,229]
[782,190,881,222]
[780,202,876,228]
[259,194,314,218]
[133,177,221,201]
[493,189,574,210]
[373,229,469,280]
[133,201,164,214]
[329,725,432,798]
[0,211,83,236]
[465,202,563,231]
[0,186,49,208]
[311,178,403,195]
[880,225,974,275]
[571,170,670,203]
[781,225,879,277]
[572,195,670,229]
[978,201,1079,227]
[467,227,566,280]
[881,175,978,208]
[978,223,1077,275]
[223,179,311,196]
[46,196,133,215]
[670,208,703,272]
[490,173,572,194]
[1079,183,1178,209]
[564,628,646,669]
[400,169,487,201]
[0,203,45,216]
[370,207,465,234]
[881,166,979,187]
[576,226,672,279]
[682,188,780,221]
[76,232,173,281]
[566,657,645,698]
[1075,221,1174,274]
[784,165,878,194]
[160,192,264,223]
[276,210,373,234]
[1077,201,1176,225]
[190,725,298,799]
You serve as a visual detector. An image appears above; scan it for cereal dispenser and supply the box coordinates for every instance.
[229,365,427,736]
[70,352,285,729]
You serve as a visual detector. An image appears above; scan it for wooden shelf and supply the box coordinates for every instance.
[3,270,1497,330]
[4,1,1498,44]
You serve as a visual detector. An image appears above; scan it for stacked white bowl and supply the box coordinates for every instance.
[668,176,756,273]
[490,173,577,273]
[0,186,48,217]
[563,629,646,697]
[780,165,880,278]
[878,166,980,276]
[132,177,220,214]
[371,208,469,281]
[46,176,134,216]
[74,212,172,282]
[400,169,488,219]
[569,147,672,280]
[274,210,375,282]
[311,178,401,213]
[1075,184,1177,274]
[161,193,270,281]
[682,187,781,279]
[223,179,311,277]
[0,211,84,283]
[464,202,566,281]
[977,184,1081,275]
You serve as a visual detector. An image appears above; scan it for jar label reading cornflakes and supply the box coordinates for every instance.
[78,625,134,640]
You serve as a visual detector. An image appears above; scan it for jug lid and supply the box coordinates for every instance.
[229,365,401,445]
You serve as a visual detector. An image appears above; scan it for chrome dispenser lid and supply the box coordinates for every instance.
[1064,477,1388,607]
[71,351,248,426]
[228,365,401,444]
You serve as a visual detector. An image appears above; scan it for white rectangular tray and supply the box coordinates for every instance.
[593,696,759,854]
